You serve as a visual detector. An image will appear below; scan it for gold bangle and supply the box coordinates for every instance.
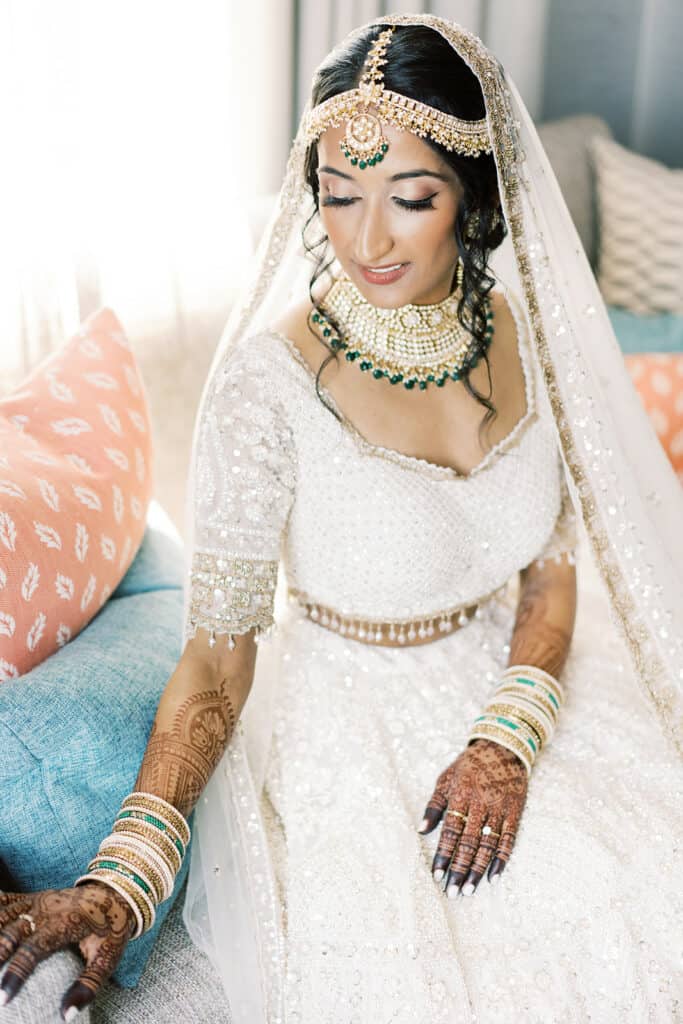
[121,793,190,846]
[483,700,548,749]
[111,818,182,873]
[117,806,187,858]
[499,670,564,711]
[469,723,533,775]
[484,701,552,748]
[88,857,159,910]
[91,868,155,932]
[494,683,558,724]
[90,847,166,904]
[98,835,175,898]
[475,712,541,754]
[501,665,565,706]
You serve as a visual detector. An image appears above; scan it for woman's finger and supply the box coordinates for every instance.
[460,817,504,895]
[0,892,26,907]
[418,788,448,834]
[432,803,469,882]
[0,915,41,1003]
[445,804,486,897]
[487,810,521,883]
[0,900,30,930]
[0,916,34,972]
[60,937,127,1021]
[0,931,54,1006]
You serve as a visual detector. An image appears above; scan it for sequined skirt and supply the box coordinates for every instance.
[260,589,683,1023]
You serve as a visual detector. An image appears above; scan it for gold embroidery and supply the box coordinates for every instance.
[186,551,279,644]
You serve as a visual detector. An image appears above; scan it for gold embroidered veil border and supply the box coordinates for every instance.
[180,14,683,1024]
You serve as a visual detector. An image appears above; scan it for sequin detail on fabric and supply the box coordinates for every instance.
[185,346,296,647]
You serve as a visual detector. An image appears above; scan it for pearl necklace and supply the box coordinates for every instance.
[313,276,494,390]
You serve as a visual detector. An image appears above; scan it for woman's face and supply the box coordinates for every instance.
[316,120,464,308]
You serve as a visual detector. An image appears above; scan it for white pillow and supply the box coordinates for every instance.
[592,135,683,315]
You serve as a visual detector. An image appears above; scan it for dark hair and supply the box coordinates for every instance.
[302,23,507,441]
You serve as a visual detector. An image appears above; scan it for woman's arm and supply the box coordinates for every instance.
[134,628,258,819]
[421,556,577,896]
[507,556,577,678]
[0,632,258,1017]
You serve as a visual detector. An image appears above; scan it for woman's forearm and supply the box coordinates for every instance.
[507,558,577,678]
[134,631,257,819]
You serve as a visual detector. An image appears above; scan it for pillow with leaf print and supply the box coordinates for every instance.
[0,307,154,679]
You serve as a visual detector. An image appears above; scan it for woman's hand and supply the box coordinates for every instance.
[0,882,136,1019]
[418,737,528,896]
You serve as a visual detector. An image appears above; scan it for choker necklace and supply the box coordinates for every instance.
[313,276,494,390]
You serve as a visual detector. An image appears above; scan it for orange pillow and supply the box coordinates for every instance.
[625,353,683,482]
[0,308,153,679]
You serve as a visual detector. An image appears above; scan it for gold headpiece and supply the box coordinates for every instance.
[303,26,491,167]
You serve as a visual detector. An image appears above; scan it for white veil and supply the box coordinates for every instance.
[180,14,683,1023]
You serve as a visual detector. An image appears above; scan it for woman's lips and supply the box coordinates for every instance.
[358,262,410,286]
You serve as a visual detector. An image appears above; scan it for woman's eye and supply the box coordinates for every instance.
[393,194,438,212]
[321,196,358,207]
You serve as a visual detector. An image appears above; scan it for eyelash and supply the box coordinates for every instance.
[321,194,437,212]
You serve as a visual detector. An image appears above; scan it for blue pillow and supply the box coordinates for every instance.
[0,513,190,988]
[608,305,683,354]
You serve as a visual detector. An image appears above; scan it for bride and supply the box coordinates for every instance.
[1,14,681,1024]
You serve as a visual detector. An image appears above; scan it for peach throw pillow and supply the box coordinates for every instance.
[625,352,683,483]
[0,308,153,680]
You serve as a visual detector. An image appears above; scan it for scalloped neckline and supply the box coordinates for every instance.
[265,291,536,481]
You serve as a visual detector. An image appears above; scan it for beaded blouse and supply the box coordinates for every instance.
[186,291,577,648]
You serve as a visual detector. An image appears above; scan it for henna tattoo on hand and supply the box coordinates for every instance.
[508,559,577,678]
[135,676,237,819]
[419,738,527,896]
[0,881,135,1014]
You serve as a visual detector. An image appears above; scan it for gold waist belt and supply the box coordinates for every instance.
[286,585,507,648]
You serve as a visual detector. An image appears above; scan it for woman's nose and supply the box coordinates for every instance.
[354,200,394,266]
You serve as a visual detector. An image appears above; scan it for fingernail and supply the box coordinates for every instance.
[447,883,460,899]
[64,1007,80,1022]
[489,872,501,886]
[462,882,475,896]
[417,818,429,832]
[433,868,444,882]
[0,990,8,1006]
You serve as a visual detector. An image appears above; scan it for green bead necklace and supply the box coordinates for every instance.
[312,276,494,391]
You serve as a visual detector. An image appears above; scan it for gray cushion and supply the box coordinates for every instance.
[92,892,232,1024]
[0,948,91,1024]
[537,113,612,268]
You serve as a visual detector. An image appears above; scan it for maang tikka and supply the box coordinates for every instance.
[304,26,492,168]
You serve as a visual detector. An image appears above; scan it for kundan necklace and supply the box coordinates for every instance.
[312,275,494,390]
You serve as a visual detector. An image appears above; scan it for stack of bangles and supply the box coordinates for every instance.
[467,664,565,775]
[74,791,191,940]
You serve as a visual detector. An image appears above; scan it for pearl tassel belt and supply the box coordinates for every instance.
[287,584,508,647]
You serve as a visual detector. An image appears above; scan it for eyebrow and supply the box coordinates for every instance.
[318,165,450,183]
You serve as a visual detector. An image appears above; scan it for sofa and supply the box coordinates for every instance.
[0,112,679,1024]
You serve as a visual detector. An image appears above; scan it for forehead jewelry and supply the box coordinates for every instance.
[304,26,491,168]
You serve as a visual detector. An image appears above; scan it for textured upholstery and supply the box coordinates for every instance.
[0,504,190,989]
[537,113,612,269]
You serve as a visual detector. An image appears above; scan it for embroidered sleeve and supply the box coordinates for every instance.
[531,465,578,568]
[185,343,296,650]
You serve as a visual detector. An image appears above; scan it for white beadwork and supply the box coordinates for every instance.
[186,348,296,645]
[187,290,576,649]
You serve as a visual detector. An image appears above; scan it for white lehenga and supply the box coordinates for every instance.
[184,309,683,1023]
[180,14,683,1024]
